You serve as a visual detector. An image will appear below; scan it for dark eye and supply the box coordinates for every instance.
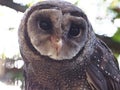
[68,23,81,37]
[38,18,52,31]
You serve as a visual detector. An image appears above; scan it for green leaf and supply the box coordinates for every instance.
[112,29,120,42]
[74,0,80,5]
[114,53,119,58]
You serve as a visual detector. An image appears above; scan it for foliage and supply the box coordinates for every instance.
[112,29,120,42]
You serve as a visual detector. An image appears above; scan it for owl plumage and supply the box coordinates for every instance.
[18,1,120,90]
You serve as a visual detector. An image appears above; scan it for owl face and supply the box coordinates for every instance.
[24,1,89,60]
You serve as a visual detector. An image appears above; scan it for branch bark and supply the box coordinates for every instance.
[0,0,27,12]
[113,7,120,13]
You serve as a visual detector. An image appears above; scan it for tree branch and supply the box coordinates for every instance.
[113,7,120,13]
[0,0,27,12]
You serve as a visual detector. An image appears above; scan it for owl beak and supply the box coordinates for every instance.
[50,36,62,55]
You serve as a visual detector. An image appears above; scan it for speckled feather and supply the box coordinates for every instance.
[86,39,120,90]
[18,1,120,90]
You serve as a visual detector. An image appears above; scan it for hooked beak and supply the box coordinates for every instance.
[50,36,62,56]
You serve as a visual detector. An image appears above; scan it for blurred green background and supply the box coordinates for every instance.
[0,0,120,90]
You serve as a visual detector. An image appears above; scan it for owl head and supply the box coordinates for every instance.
[18,1,95,61]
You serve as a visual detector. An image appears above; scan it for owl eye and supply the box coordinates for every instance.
[68,23,81,37]
[38,18,52,32]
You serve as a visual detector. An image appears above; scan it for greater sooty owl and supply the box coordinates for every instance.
[18,1,120,90]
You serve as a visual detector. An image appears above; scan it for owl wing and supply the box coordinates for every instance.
[86,39,120,90]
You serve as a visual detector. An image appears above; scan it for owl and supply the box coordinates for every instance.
[18,1,120,90]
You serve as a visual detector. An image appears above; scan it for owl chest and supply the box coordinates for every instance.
[25,62,91,90]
